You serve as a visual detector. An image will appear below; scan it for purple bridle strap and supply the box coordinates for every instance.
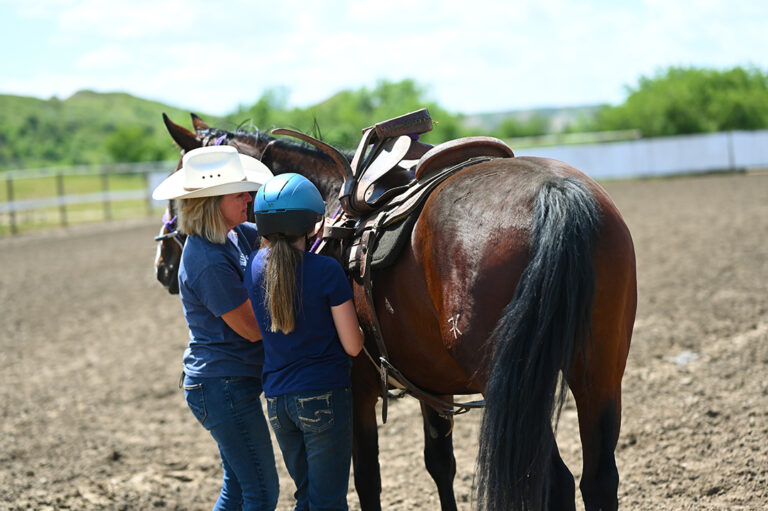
[309,236,323,253]
[309,205,342,253]
[162,212,177,230]
[215,135,227,146]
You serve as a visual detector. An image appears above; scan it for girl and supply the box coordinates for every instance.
[245,173,364,511]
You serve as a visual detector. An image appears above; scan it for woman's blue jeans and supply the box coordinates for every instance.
[266,387,353,511]
[184,374,279,511]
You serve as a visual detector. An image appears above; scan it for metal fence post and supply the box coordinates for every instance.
[144,171,153,216]
[57,172,68,227]
[6,174,17,235]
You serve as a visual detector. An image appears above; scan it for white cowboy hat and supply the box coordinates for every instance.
[152,145,274,200]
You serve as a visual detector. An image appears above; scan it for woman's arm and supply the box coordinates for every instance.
[222,299,262,343]
[331,299,364,356]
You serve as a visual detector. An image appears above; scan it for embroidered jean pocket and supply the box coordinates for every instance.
[183,383,207,427]
[266,397,281,433]
[297,392,334,433]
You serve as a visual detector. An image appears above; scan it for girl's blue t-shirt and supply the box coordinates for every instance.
[178,222,264,377]
[245,249,354,398]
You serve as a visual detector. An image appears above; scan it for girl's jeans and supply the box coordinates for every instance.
[184,374,279,511]
[266,387,353,511]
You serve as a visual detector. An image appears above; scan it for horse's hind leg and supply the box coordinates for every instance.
[570,203,635,511]
[572,390,621,511]
[570,292,633,510]
[420,400,458,511]
[546,432,576,511]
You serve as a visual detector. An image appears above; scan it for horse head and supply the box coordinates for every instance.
[153,200,185,294]
[152,113,201,294]
[154,113,355,294]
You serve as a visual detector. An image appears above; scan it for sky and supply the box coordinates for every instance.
[1,0,767,116]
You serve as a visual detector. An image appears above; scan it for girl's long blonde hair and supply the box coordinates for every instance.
[262,235,304,333]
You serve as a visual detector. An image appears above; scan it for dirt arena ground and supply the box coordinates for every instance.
[1,171,766,510]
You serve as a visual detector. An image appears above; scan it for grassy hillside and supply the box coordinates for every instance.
[0,86,598,172]
[0,91,223,171]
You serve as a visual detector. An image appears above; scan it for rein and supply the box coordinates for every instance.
[154,211,185,249]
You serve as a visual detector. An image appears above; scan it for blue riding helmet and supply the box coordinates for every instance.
[254,173,325,236]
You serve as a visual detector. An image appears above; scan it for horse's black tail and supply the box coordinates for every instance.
[476,177,601,511]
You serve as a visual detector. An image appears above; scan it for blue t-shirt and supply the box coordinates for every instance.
[245,249,354,398]
[178,222,264,377]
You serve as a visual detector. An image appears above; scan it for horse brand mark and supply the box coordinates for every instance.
[448,314,462,339]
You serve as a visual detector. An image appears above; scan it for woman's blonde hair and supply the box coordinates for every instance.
[177,196,228,244]
[262,235,304,333]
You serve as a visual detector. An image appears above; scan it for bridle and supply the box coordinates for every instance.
[154,209,186,249]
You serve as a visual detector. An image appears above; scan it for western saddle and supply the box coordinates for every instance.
[314,108,515,419]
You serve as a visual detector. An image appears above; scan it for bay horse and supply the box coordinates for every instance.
[155,113,636,511]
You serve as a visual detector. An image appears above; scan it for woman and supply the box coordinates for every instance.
[152,145,279,510]
[245,173,364,511]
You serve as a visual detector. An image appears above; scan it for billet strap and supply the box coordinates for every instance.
[354,224,393,422]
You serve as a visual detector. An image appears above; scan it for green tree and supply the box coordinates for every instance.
[497,114,550,138]
[104,126,168,162]
[596,66,768,136]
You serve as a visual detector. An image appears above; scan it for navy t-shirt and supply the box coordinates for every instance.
[178,222,264,377]
[245,249,354,398]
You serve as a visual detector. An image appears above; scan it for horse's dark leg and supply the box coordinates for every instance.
[571,394,621,511]
[571,199,635,511]
[545,432,575,511]
[420,400,458,511]
[351,359,383,511]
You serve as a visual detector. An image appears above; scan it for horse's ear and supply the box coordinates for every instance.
[163,113,201,151]
[190,112,210,132]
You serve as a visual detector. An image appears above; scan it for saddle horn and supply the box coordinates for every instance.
[271,128,353,181]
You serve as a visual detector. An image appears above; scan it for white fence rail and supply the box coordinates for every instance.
[1,162,173,234]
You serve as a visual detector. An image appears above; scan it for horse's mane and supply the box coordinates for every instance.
[195,122,352,210]
[199,120,354,162]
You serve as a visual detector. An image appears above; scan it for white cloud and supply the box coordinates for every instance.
[1,0,767,114]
